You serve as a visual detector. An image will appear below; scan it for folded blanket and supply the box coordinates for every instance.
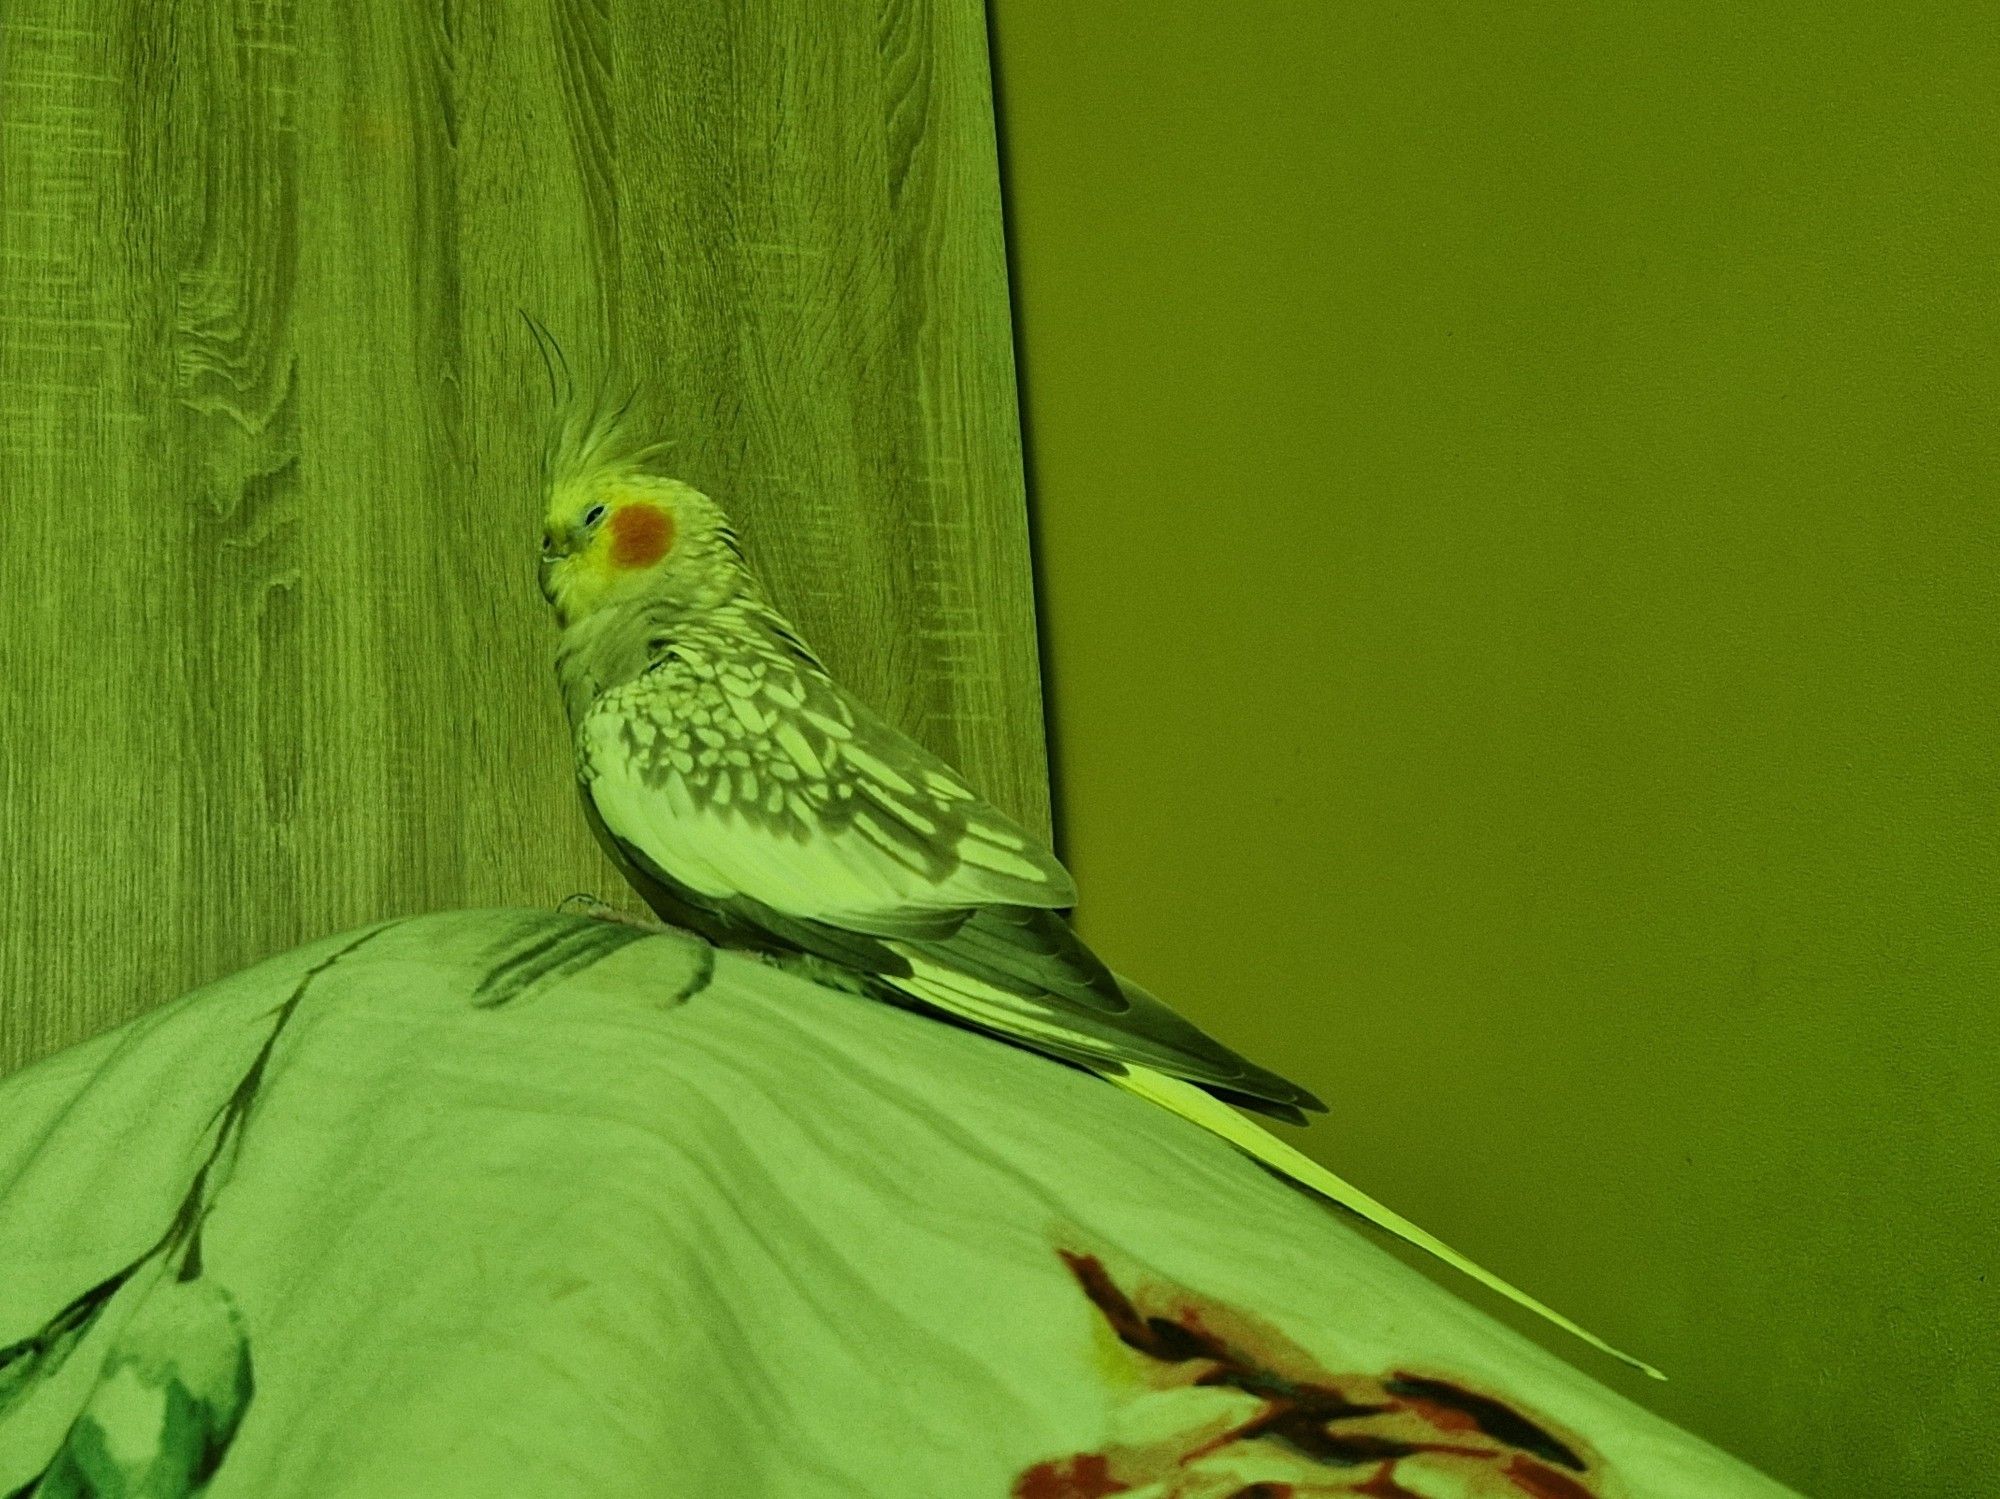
[0,908,1803,1497]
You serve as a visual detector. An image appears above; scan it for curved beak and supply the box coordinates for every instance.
[538,523,569,606]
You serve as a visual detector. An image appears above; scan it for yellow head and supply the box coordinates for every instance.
[539,470,748,628]
[535,396,748,630]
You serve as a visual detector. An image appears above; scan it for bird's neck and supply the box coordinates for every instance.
[554,581,822,727]
[668,590,820,662]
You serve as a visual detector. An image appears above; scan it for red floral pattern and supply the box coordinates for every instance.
[1014,1247,1616,1499]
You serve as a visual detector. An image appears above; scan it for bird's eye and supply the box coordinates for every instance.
[539,533,553,554]
[583,504,606,528]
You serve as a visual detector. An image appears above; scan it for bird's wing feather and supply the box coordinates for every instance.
[578,643,1323,1118]
[577,649,1076,931]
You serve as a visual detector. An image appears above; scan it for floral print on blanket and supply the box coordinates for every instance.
[0,926,407,1498]
[1015,1247,1616,1499]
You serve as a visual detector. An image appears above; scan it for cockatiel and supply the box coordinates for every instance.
[531,370,1662,1382]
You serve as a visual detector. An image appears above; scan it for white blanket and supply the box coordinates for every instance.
[0,909,1804,1497]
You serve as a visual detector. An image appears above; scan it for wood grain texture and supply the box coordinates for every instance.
[0,0,1046,1073]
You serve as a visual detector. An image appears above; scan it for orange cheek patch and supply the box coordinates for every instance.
[609,503,675,569]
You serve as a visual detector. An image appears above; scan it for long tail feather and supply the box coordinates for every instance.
[1105,1063,1668,1382]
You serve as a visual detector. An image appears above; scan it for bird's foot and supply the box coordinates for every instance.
[556,892,668,932]
[751,948,876,997]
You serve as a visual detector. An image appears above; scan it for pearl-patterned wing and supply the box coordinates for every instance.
[576,623,1077,936]
[573,603,1325,1121]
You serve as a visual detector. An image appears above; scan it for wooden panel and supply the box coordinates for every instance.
[0,0,1046,1072]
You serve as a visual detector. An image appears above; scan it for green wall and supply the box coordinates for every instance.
[991,4,1996,1493]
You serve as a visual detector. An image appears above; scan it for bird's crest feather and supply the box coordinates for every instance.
[518,312,677,493]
